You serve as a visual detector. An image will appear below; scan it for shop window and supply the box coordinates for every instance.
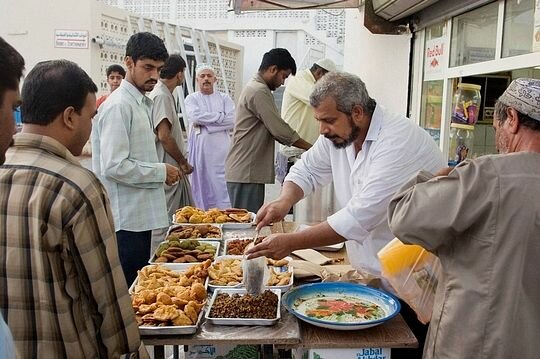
[450,2,499,67]
[502,0,535,57]
[420,80,444,144]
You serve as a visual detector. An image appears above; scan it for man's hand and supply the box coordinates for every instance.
[256,200,291,230]
[165,163,181,185]
[180,162,194,175]
[245,233,292,260]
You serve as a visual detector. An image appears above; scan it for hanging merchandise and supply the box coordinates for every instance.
[451,83,481,125]
[448,123,474,166]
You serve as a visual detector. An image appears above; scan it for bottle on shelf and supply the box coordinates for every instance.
[448,123,475,167]
[451,83,481,125]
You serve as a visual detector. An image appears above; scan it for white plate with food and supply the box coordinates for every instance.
[166,224,222,241]
[205,288,281,326]
[130,263,210,334]
[208,256,293,292]
[149,239,220,268]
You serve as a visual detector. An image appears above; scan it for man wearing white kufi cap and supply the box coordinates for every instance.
[185,63,235,209]
[388,78,540,359]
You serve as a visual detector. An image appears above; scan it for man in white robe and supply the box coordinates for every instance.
[185,64,235,210]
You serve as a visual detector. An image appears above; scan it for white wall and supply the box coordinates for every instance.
[0,0,94,78]
[343,8,411,116]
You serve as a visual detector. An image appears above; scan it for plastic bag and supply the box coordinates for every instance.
[243,256,268,295]
[377,238,442,324]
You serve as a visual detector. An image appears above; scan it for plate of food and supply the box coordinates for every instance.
[173,206,255,229]
[207,256,293,292]
[205,288,281,326]
[149,239,220,268]
[166,224,222,240]
[130,262,210,334]
[282,282,400,330]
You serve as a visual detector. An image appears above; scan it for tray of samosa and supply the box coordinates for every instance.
[130,261,210,334]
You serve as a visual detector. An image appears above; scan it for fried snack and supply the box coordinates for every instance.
[174,206,252,224]
[226,239,254,255]
[266,268,292,286]
[131,262,209,327]
[267,258,289,267]
[208,259,243,286]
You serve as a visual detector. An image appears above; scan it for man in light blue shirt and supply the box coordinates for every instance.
[92,32,181,284]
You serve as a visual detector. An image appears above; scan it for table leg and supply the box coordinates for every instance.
[153,345,165,359]
[262,344,273,359]
[173,345,180,359]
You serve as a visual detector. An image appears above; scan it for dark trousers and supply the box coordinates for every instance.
[116,230,151,286]
[226,182,265,213]
[392,299,429,359]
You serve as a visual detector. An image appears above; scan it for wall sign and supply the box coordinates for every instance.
[424,37,446,80]
[55,30,89,49]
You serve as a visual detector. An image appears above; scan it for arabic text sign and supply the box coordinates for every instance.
[55,30,89,49]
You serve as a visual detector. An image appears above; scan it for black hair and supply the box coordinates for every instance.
[126,32,168,63]
[160,54,186,79]
[258,48,296,75]
[494,100,540,132]
[106,64,126,77]
[310,63,328,74]
[0,37,25,99]
[21,60,98,125]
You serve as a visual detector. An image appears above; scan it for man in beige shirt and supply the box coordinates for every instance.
[225,48,311,213]
[388,78,540,359]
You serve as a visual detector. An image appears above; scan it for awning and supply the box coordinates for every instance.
[232,0,360,13]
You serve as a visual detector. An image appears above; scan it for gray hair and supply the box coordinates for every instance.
[309,72,376,115]
[494,100,540,131]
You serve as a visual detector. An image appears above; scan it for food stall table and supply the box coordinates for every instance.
[140,221,418,358]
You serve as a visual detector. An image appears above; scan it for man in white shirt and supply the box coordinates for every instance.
[247,72,445,276]
[92,32,181,284]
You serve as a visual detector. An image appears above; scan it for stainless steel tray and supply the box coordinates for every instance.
[148,240,220,269]
[166,223,223,240]
[205,288,281,326]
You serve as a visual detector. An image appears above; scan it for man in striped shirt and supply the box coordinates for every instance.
[0,60,147,358]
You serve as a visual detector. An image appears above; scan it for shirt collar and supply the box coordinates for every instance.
[12,133,81,166]
[365,103,383,142]
[120,79,152,106]
[253,73,270,90]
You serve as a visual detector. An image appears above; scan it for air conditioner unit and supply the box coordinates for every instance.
[372,0,440,21]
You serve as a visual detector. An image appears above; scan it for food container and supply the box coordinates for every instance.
[451,83,481,125]
[208,256,294,292]
[205,288,281,326]
[148,239,221,269]
[173,206,255,228]
[166,224,222,241]
[448,123,474,166]
[130,264,209,335]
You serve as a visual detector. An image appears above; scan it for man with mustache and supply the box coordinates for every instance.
[387,78,540,359]
[0,36,25,359]
[185,64,235,210]
[92,32,181,284]
[226,48,312,213]
[247,72,444,358]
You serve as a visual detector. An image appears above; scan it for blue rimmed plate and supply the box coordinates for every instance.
[282,282,400,330]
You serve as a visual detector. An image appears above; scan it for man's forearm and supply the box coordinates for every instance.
[288,222,345,251]
[291,138,312,151]
[160,136,188,167]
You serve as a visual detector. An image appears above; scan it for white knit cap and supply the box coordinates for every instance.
[314,58,337,72]
[195,63,215,76]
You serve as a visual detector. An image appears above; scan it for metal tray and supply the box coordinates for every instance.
[148,240,220,269]
[221,212,256,229]
[208,255,294,293]
[166,223,223,241]
[130,264,209,335]
[205,288,281,326]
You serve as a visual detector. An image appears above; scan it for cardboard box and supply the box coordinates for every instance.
[186,344,259,359]
[292,347,391,359]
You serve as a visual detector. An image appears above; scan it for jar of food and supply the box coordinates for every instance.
[451,83,481,125]
[448,123,474,166]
